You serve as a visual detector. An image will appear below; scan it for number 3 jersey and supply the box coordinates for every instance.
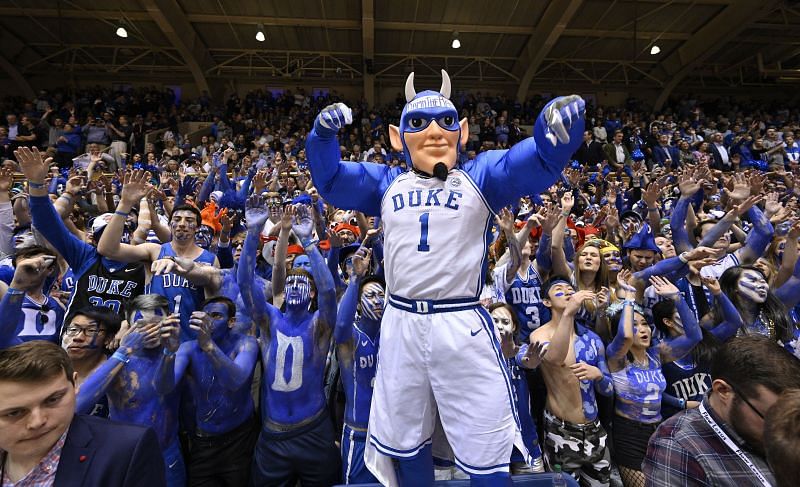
[381,169,493,300]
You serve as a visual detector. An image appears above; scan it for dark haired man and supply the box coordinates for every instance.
[157,296,259,486]
[61,306,122,417]
[529,277,614,487]
[644,336,800,486]
[0,340,165,486]
[14,146,146,319]
[0,245,64,346]
[97,169,221,340]
[76,294,185,486]
[764,389,800,487]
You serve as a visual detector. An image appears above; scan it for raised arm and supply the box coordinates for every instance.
[334,247,371,348]
[272,209,293,306]
[190,311,259,390]
[775,256,800,310]
[13,145,89,255]
[650,276,702,363]
[606,288,635,372]
[153,314,186,395]
[471,96,585,211]
[544,290,594,365]
[306,103,392,215]
[239,195,279,337]
[97,170,161,263]
[700,276,744,342]
[76,329,148,414]
[495,208,522,283]
[591,338,615,397]
[292,205,337,340]
[735,202,774,265]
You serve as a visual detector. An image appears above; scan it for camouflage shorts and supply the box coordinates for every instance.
[543,409,611,487]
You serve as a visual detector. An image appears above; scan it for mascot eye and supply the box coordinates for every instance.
[442,116,454,126]
[410,118,424,129]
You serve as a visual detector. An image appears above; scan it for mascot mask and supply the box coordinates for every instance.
[389,70,468,180]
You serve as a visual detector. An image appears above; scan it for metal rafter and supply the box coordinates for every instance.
[513,0,583,101]
[653,0,781,109]
[139,0,212,94]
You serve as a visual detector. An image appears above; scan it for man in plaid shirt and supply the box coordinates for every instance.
[644,336,800,486]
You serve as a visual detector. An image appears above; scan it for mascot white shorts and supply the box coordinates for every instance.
[365,295,529,483]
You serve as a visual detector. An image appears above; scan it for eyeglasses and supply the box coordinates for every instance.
[64,325,104,337]
[729,383,765,419]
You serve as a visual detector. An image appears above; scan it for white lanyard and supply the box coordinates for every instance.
[698,402,772,486]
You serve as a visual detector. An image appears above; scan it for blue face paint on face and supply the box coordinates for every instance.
[285,275,311,307]
[360,282,385,321]
[203,302,231,340]
[195,225,213,249]
[292,255,312,273]
[132,308,164,324]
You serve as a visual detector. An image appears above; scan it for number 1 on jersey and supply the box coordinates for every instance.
[418,212,430,252]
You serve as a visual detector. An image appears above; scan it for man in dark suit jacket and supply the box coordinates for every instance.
[0,341,165,487]
[573,130,606,167]
[652,134,679,168]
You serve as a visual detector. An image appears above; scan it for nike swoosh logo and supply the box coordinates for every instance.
[361,340,369,347]
[470,328,482,336]
[123,268,137,272]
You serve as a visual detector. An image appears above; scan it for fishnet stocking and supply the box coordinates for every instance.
[618,465,645,487]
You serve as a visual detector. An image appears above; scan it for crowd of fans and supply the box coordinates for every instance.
[0,84,799,487]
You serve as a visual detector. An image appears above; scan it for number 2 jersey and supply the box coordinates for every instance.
[147,243,216,341]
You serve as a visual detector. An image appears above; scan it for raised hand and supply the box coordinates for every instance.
[726,172,750,201]
[700,275,721,296]
[643,181,661,208]
[280,204,294,232]
[649,275,680,301]
[764,192,782,218]
[245,194,270,231]
[13,146,51,183]
[188,311,214,351]
[617,269,636,293]
[499,328,517,359]
[65,175,85,196]
[10,255,56,291]
[565,290,595,315]
[678,168,702,197]
[495,207,516,235]
[252,170,269,194]
[542,95,585,147]
[120,170,153,207]
[160,314,181,353]
[351,247,372,278]
[688,257,717,276]
[119,328,146,355]
[291,204,314,241]
[520,341,547,369]
[560,191,575,213]
[316,103,353,134]
[177,175,198,199]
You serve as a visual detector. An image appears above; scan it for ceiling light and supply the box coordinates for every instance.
[115,24,128,38]
[256,23,266,42]
[650,45,661,55]
[451,31,461,49]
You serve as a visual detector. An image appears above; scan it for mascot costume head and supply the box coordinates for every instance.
[389,70,469,181]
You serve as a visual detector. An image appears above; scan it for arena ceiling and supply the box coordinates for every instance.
[1,0,800,106]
